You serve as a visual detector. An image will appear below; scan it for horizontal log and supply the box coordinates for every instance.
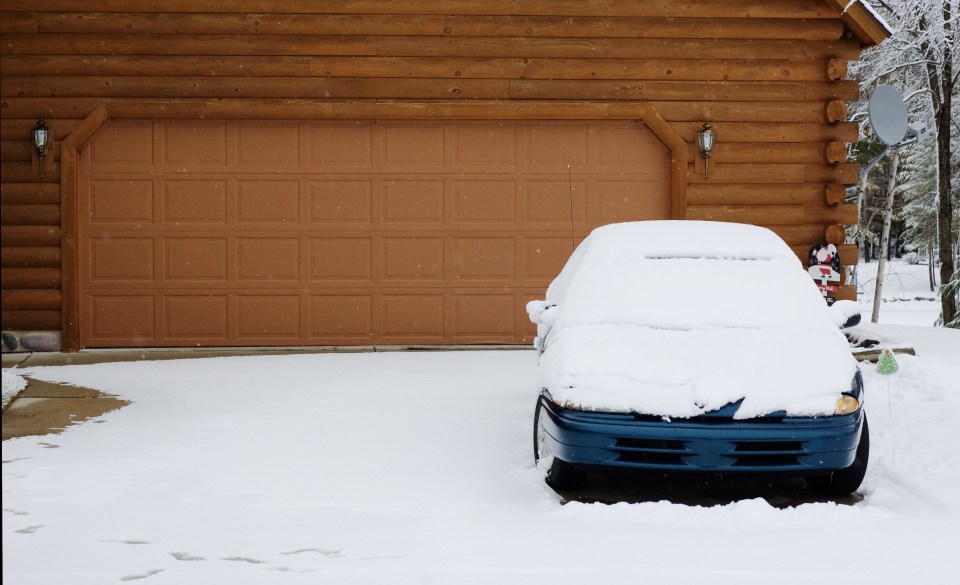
[1,140,61,163]
[0,34,862,60]
[0,102,864,140]
[35,12,847,41]
[0,225,61,247]
[803,163,858,184]
[686,203,856,226]
[9,75,859,103]
[764,225,830,246]
[0,308,61,330]
[0,97,843,123]
[12,76,512,100]
[0,182,61,204]
[688,183,826,205]
[687,163,858,185]
[0,268,61,289]
[0,246,60,268]
[0,54,842,83]
[0,203,60,226]
[0,11,36,33]
[0,288,61,310]
[0,118,80,141]
[673,121,858,143]
[1,139,34,161]
[0,0,847,19]
[0,161,61,182]
[511,80,858,102]
[803,202,858,224]
[689,143,836,165]
[687,204,802,225]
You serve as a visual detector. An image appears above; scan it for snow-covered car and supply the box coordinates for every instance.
[528,221,868,495]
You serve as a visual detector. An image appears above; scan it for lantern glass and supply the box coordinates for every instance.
[697,124,715,157]
[33,121,51,156]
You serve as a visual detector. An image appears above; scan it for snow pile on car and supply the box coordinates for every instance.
[531,221,858,419]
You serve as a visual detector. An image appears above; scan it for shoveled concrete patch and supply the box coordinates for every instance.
[2,378,129,441]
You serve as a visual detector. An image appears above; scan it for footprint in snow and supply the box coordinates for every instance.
[15,525,43,534]
[171,552,205,561]
[120,569,164,581]
[280,547,343,558]
[222,556,266,564]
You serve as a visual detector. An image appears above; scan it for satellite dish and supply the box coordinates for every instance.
[868,85,908,146]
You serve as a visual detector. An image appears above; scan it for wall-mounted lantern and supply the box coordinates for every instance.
[696,123,715,180]
[32,119,51,177]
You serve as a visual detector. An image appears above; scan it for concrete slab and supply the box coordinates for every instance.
[2,392,129,441]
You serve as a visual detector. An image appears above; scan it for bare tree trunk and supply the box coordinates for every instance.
[927,0,957,325]
[929,244,937,292]
[872,150,901,324]
[934,69,956,324]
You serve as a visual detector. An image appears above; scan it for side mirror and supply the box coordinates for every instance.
[526,300,559,326]
[829,300,862,329]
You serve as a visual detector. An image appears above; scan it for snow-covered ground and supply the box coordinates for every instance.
[3,321,959,584]
[1,369,27,409]
[855,259,942,326]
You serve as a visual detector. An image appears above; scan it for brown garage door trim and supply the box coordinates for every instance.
[59,102,688,352]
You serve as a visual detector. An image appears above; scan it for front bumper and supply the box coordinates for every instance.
[538,396,864,475]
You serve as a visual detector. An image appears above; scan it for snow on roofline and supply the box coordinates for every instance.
[826,0,892,48]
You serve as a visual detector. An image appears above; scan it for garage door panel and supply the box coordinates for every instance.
[162,121,228,169]
[238,122,301,166]
[453,238,516,280]
[453,180,517,223]
[79,119,669,347]
[163,180,227,224]
[453,125,519,166]
[382,180,445,223]
[382,238,444,280]
[164,238,228,281]
[238,180,300,223]
[90,295,155,339]
[310,239,373,280]
[88,179,155,224]
[238,238,300,281]
[598,125,671,166]
[90,238,154,281]
[238,295,300,338]
[165,296,229,339]
[453,294,516,338]
[524,238,576,282]
[382,295,445,338]
[383,124,445,167]
[524,179,588,223]
[527,126,588,167]
[310,180,374,224]
[310,295,373,338]
[311,123,374,167]
[594,180,670,224]
[84,121,154,170]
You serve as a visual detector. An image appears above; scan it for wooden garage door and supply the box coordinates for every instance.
[77,119,670,347]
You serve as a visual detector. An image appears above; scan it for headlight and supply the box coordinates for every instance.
[835,394,859,415]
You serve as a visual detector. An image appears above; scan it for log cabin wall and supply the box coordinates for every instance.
[0,0,882,350]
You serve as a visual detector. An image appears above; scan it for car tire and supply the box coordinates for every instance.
[806,416,870,496]
[534,398,586,490]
